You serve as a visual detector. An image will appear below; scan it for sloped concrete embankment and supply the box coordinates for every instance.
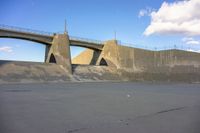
[0,61,73,84]
[0,61,122,84]
[72,65,121,81]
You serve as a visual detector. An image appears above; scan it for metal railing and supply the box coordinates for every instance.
[69,36,104,45]
[119,41,199,52]
[0,24,53,36]
[1,24,197,52]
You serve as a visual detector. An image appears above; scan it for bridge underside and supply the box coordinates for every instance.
[70,40,103,50]
[0,29,53,45]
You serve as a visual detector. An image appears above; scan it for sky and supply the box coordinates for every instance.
[0,0,200,62]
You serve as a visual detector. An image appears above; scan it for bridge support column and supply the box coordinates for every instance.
[45,34,72,74]
[44,45,50,62]
[96,40,119,68]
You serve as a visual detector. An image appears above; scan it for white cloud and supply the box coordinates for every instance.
[187,49,200,53]
[138,7,154,18]
[186,40,200,45]
[0,46,13,53]
[182,37,193,42]
[182,37,200,45]
[138,10,147,17]
[144,0,200,36]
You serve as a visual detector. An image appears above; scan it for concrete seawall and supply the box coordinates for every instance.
[1,41,200,83]
[96,40,200,73]
[72,40,200,82]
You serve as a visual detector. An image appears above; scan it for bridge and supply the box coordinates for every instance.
[0,24,105,73]
[0,24,104,50]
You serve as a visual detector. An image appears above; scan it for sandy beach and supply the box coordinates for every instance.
[0,82,200,133]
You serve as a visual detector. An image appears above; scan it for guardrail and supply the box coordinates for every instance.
[119,41,198,52]
[0,24,53,36]
[1,24,196,52]
[69,36,104,45]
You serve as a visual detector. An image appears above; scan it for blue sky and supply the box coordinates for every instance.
[0,0,200,62]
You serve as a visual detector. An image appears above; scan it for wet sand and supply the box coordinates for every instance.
[0,82,200,133]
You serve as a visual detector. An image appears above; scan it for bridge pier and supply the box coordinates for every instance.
[44,45,50,62]
[45,34,72,74]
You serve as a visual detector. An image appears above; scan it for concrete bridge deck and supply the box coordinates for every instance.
[0,24,104,50]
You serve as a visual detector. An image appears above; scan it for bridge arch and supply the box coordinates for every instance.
[0,38,46,62]
[0,36,52,45]
[70,43,103,51]
[0,28,53,45]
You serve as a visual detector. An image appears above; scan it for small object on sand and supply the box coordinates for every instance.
[127,94,131,98]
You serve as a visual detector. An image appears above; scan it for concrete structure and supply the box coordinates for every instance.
[0,24,104,73]
[72,40,200,82]
[1,24,200,82]
[72,49,101,65]
[45,34,72,73]
[73,39,200,70]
